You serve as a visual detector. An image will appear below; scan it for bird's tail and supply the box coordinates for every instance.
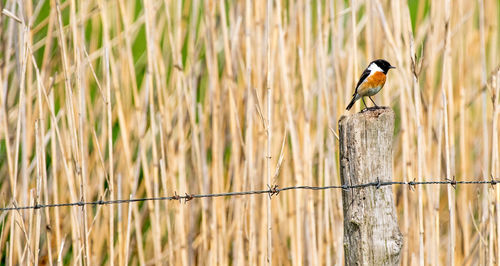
[346,94,358,110]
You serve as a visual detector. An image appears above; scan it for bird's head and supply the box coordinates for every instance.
[372,59,395,74]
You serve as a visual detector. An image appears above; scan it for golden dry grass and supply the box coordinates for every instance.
[0,0,499,265]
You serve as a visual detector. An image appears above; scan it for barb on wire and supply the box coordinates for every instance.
[490,174,497,188]
[267,184,280,199]
[408,178,416,191]
[375,178,381,189]
[446,176,457,189]
[0,178,497,212]
[184,193,194,203]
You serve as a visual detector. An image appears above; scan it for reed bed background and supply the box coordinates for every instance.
[0,0,499,265]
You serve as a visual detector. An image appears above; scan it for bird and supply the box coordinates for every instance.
[346,59,395,111]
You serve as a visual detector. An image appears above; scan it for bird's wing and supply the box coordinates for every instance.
[354,68,371,94]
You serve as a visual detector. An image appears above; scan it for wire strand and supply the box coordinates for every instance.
[1,178,497,212]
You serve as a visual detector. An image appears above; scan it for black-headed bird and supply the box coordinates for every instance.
[346,59,395,111]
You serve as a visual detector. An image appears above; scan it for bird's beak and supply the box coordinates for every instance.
[390,66,396,69]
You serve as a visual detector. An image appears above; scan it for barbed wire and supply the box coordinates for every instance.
[0,178,497,212]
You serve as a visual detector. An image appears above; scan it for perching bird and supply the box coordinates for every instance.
[346,59,395,111]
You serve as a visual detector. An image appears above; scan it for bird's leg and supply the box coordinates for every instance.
[368,96,379,109]
[361,97,368,112]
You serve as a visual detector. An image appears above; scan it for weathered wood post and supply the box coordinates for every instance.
[338,108,403,265]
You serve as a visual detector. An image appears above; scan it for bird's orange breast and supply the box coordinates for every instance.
[357,71,386,96]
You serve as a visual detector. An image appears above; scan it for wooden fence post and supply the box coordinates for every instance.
[338,108,403,265]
